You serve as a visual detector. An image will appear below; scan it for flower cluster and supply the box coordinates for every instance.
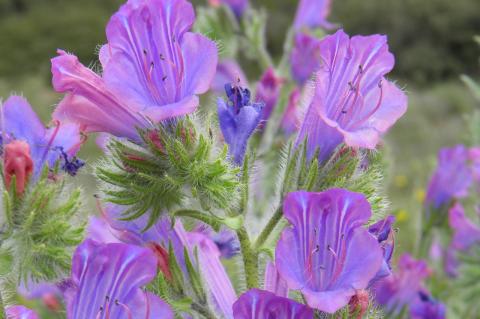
[9,0,476,318]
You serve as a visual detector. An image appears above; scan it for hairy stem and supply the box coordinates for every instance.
[191,301,217,319]
[253,207,283,251]
[236,226,258,288]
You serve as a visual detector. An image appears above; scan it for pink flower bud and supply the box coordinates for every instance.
[4,140,34,194]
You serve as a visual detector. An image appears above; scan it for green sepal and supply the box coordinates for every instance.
[168,241,185,294]
[184,247,204,301]
[0,249,13,277]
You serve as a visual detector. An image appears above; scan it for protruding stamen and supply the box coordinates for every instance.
[116,300,133,319]
[95,306,103,319]
[104,296,111,319]
[327,245,338,259]
[41,119,61,166]
[144,289,151,319]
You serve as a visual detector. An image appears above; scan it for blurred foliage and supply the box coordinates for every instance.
[259,0,480,85]
[0,0,479,85]
[0,0,122,80]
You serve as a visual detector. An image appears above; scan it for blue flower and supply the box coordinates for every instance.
[218,83,263,165]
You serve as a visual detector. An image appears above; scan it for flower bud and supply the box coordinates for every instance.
[349,290,370,319]
[146,242,172,281]
[3,141,34,194]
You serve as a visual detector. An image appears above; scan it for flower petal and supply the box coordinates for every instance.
[276,189,382,313]
[232,289,313,319]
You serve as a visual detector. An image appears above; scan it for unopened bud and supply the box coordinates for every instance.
[42,293,61,312]
[349,290,370,319]
[146,242,172,281]
[3,141,34,194]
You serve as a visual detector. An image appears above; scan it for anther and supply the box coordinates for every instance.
[327,245,338,258]
[159,53,165,60]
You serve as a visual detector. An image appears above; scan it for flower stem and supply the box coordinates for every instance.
[253,207,283,251]
[191,301,217,319]
[236,226,258,288]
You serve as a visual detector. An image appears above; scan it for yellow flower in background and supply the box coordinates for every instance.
[396,209,409,222]
[394,175,408,188]
[414,188,426,203]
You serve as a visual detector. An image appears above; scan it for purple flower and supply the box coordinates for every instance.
[296,29,407,162]
[209,0,249,18]
[62,239,173,319]
[0,95,83,177]
[275,189,383,313]
[425,145,472,210]
[368,215,396,283]
[88,205,237,318]
[212,60,248,93]
[6,306,39,319]
[186,232,237,318]
[232,289,314,319]
[448,202,480,251]
[280,88,302,135]
[469,147,480,183]
[52,0,218,140]
[410,290,446,319]
[194,224,240,259]
[290,33,322,85]
[254,67,284,123]
[218,83,263,164]
[293,0,334,31]
[263,261,288,297]
[373,254,431,315]
[445,203,480,277]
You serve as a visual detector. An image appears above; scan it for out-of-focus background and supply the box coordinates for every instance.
[0,0,479,251]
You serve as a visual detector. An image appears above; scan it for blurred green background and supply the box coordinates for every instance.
[0,0,479,251]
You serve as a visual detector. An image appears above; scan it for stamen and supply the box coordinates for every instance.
[104,296,111,319]
[41,119,61,166]
[144,289,151,319]
[95,306,103,319]
[66,131,88,155]
[350,80,384,129]
[327,245,338,259]
[116,300,133,319]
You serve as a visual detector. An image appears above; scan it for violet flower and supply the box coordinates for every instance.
[445,202,480,277]
[254,67,284,123]
[280,88,301,135]
[368,215,396,284]
[448,202,480,251]
[194,223,240,259]
[290,33,322,85]
[410,290,446,319]
[275,189,383,313]
[6,306,39,319]
[88,205,237,318]
[212,60,248,93]
[232,289,314,319]
[62,239,173,319]
[218,83,263,164]
[186,232,237,318]
[0,96,83,178]
[52,0,218,140]
[373,253,431,315]
[425,145,472,211]
[296,29,407,162]
[293,0,334,31]
[263,261,288,297]
[209,0,249,18]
